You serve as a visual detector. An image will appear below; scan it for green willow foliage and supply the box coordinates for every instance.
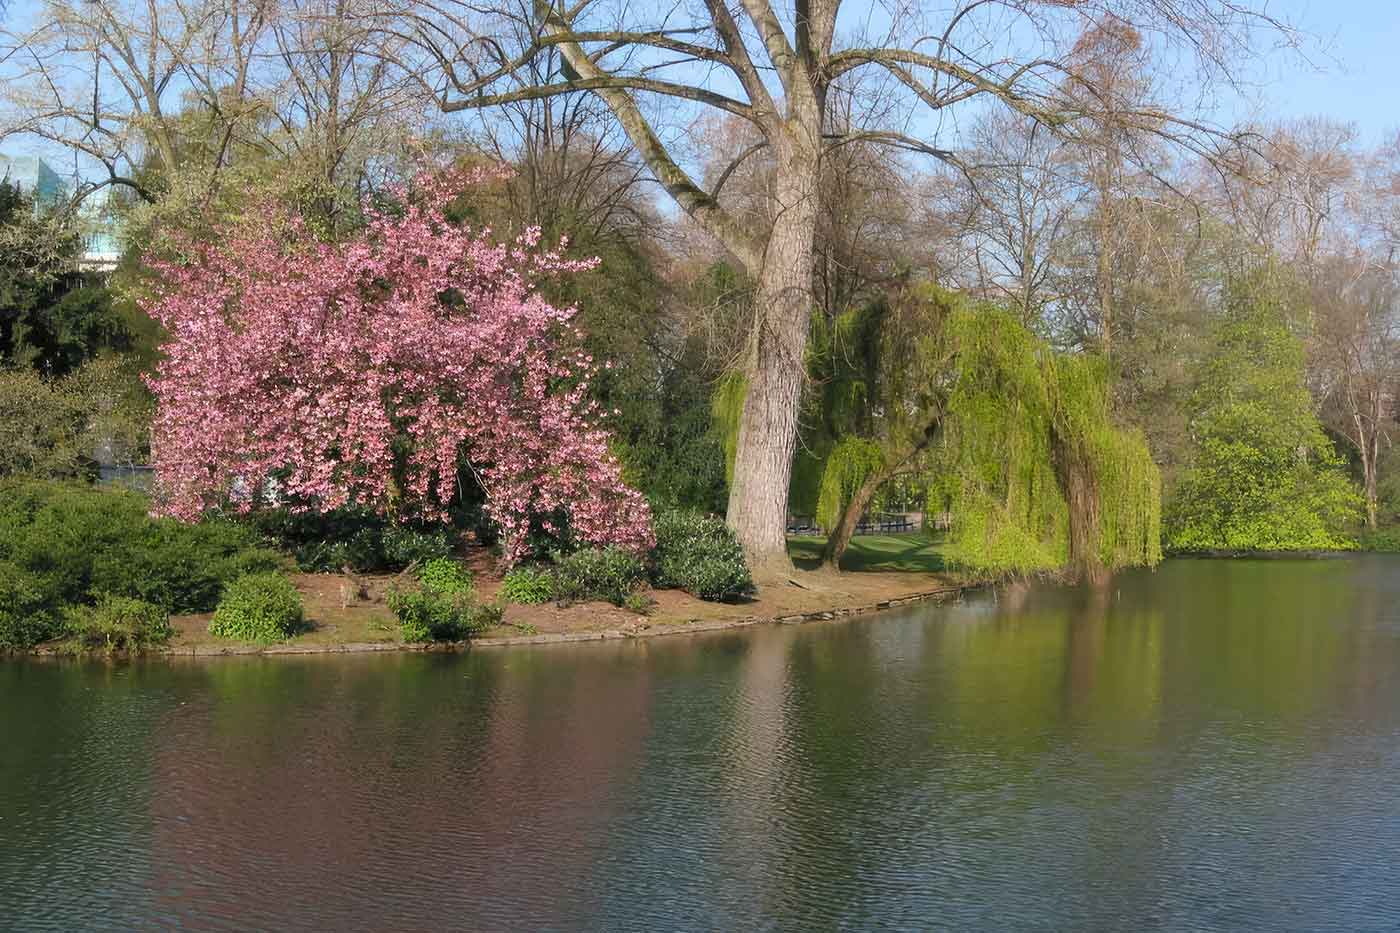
[931,309,1066,575]
[711,369,747,486]
[1165,277,1360,551]
[802,306,884,518]
[1049,354,1163,573]
[716,281,1160,579]
[932,309,1162,577]
[816,437,884,530]
[802,295,939,522]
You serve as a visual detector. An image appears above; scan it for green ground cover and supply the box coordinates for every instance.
[788,533,947,573]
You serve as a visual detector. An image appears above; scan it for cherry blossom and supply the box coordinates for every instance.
[144,167,653,561]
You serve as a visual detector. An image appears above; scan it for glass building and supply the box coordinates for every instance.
[0,152,123,271]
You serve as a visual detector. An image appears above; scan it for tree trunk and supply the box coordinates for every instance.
[1096,201,1113,357]
[1053,438,1109,585]
[1366,475,1378,530]
[1363,432,1379,530]
[725,129,820,578]
[821,427,938,571]
[821,465,890,571]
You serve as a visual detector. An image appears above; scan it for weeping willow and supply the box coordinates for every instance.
[711,370,747,485]
[796,307,883,518]
[931,310,1067,575]
[933,309,1162,579]
[816,437,885,530]
[1047,354,1163,576]
[711,288,1160,580]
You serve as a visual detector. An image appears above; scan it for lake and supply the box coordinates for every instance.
[4,557,1400,931]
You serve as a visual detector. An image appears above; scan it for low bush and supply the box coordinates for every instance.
[245,507,455,572]
[87,519,281,613]
[649,509,753,601]
[63,595,172,653]
[418,557,473,595]
[208,572,305,643]
[552,546,646,606]
[500,566,554,604]
[1361,526,1400,552]
[387,558,497,642]
[388,588,501,642]
[383,525,453,567]
[622,591,655,616]
[0,560,61,650]
[0,480,281,625]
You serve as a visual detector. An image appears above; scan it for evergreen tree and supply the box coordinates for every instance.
[0,181,129,375]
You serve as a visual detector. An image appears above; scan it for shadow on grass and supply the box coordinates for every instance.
[788,533,947,574]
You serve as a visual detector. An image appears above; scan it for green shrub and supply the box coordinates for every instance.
[208,572,305,643]
[1362,526,1400,552]
[500,566,554,604]
[0,368,93,480]
[387,587,501,642]
[623,591,655,616]
[0,560,61,650]
[0,480,280,613]
[63,595,171,653]
[88,519,281,613]
[553,546,646,606]
[383,525,454,567]
[245,507,455,572]
[649,509,753,601]
[418,557,473,595]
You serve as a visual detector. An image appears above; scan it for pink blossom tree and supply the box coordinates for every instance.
[143,167,653,561]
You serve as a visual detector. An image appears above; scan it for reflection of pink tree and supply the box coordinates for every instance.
[144,168,652,560]
[147,652,657,928]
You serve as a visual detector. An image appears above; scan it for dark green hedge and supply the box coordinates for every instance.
[0,480,281,649]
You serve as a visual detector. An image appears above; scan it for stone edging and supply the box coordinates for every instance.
[469,584,967,648]
[178,583,969,656]
[18,582,972,660]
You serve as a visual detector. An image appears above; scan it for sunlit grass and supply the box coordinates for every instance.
[788,532,947,573]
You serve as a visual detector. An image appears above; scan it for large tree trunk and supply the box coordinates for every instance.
[725,129,820,578]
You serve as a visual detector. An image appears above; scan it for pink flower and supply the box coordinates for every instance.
[143,167,653,562]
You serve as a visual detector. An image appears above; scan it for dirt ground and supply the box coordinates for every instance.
[167,547,966,654]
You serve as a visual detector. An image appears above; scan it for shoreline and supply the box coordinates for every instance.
[16,550,1390,662]
[17,579,973,661]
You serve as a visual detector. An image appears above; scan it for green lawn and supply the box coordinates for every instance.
[788,533,947,573]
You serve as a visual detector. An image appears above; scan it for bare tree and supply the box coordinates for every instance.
[0,0,270,202]
[1364,130,1400,264]
[466,53,653,244]
[0,0,425,218]
[1212,117,1358,273]
[263,0,430,209]
[1312,255,1400,528]
[689,104,919,321]
[375,0,1293,574]
[940,110,1084,327]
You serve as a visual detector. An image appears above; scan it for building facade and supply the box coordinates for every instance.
[0,153,123,272]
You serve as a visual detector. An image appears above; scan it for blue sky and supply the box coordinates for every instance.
[1229,0,1400,142]
[0,0,1395,177]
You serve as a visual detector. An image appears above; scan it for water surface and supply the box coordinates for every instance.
[4,557,1400,930]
